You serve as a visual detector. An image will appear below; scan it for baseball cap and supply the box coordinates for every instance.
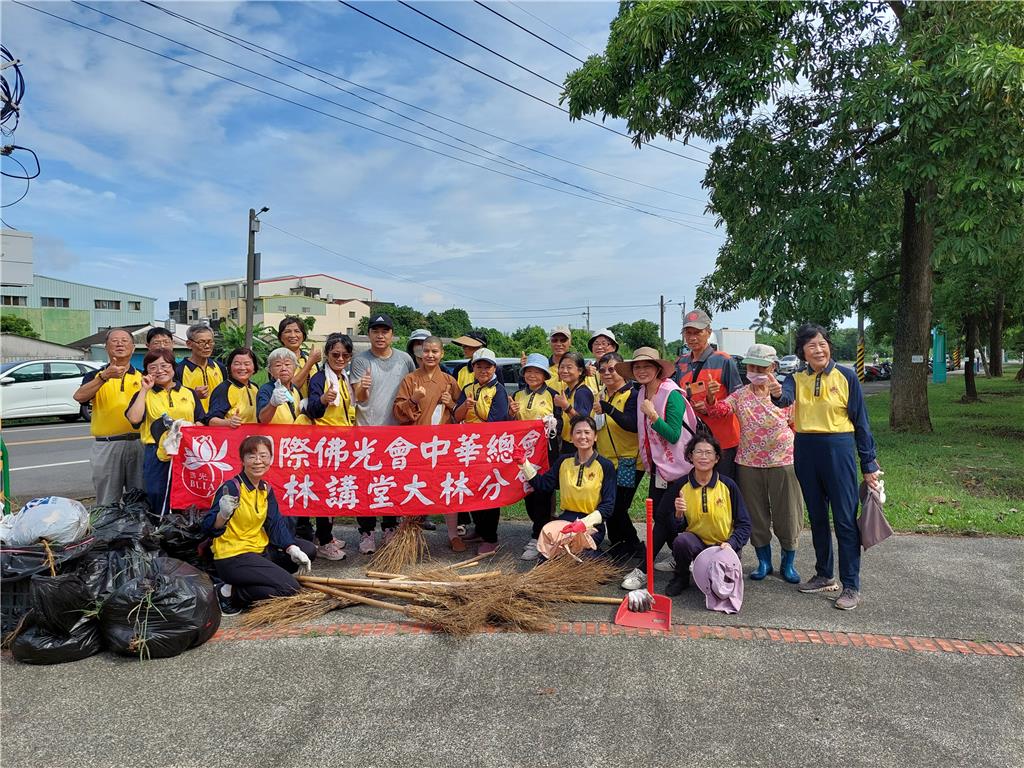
[588,328,619,352]
[470,347,498,367]
[368,313,394,330]
[682,309,712,330]
[741,343,778,367]
[550,325,571,341]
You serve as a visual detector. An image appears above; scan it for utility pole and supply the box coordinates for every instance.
[585,305,591,331]
[245,206,269,349]
[659,295,666,355]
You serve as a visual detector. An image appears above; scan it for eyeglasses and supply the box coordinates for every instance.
[328,351,351,360]
[692,449,716,458]
[599,367,617,375]
[244,453,273,462]
[191,339,214,346]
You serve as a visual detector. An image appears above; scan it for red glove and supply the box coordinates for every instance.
[512,446,527,465]
[560,520,587,535]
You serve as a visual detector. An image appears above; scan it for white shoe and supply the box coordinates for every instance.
[520,538,540,561]
[358,532,377,555]
[654,557,676,572]
[620,567,645,591]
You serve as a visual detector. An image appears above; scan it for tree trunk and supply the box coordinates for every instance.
[889,187,935,432]
[988,291,1004,377]
[963,314,979,402]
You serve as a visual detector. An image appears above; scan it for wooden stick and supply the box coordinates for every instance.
[560,595,624,605]
[365,570,410,580]
[452,550,497,569]
[307,583,412,614]
[298,575,460,590]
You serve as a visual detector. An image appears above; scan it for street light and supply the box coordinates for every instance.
[245,206,269,348]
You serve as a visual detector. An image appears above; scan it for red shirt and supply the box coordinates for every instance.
[673,347,742,449]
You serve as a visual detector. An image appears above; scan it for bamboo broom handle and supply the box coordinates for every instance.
[453,550,497,568]
[306,583,413,615]
[561,595,624,605]
[299,575,459,589]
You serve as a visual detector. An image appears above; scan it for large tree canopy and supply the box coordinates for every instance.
[564,0,1024,431]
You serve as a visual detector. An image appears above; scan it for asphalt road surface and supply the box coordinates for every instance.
[3,420,95,503]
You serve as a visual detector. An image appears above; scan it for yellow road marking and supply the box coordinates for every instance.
[5,435,94,446]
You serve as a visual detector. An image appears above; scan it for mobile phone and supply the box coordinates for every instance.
[685,379,707,399]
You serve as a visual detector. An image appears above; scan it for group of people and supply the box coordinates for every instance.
[75,309,880,616]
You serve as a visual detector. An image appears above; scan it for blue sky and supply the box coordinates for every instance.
[2,1,758,335]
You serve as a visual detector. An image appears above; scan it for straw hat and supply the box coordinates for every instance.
[615,346,675,380]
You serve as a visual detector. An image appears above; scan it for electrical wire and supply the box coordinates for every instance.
[1,45,25,131]
[0,155,30,207]
[473,1,586,64]
[23,1,717,234]
[337,1,710,166]
[128,1,710,222]
[397,1,563,89]
[0,145,40,178]
[506,1,598,56]
[141,1,709,205]
[0,216,16,228]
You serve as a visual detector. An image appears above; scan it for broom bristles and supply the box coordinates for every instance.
[238,589,351,629]
[367,518,430,574]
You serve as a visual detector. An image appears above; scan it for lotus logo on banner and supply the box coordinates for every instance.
[180,434,233,497]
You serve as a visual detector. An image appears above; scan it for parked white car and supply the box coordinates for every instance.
[778,354,802,375]
[0,359,103,422]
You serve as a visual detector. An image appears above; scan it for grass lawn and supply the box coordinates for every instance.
[500,369,1023,536]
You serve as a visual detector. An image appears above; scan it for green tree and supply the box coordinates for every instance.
[216,320,277,367]
[0,314,40,339]
[361,303,428,337]
[609,319,661,352]
[564,1,1024,432]
[425,308,472,339]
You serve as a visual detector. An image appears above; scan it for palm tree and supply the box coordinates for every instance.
[215,320,277,367]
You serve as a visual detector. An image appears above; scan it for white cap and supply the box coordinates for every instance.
[471,347,498,367]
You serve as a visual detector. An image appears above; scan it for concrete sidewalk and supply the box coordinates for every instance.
[2,523,1021,768]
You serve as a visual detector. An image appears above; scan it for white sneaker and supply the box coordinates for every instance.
[654,557,676,572]
[620,567,645,591]
[521,538,540,561]
[358,532,377,555]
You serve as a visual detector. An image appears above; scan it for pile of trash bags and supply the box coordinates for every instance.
[1,491,221,665]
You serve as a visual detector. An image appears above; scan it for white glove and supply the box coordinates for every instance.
[270,381,292,406]
[580,511,603,529]
[542,414,558,439]
[162,418,188,456]
[593,413,606,431]
[218,494,239,520]
[627,589,653,612]
[520,462,538,481]
[286,544,312,573]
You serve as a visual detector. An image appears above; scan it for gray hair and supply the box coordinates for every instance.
[266,347,298,368]
[104,327,133,343]
[186,322,213,341]
[422,335,444,349]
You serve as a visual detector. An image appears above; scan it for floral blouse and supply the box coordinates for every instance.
[709,385,794,468]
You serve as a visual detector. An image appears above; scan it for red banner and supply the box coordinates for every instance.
[169,421,550,516]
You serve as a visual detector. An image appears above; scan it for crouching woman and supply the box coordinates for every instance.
[202,435,316,615]
[666,434,751,597]
[517,415,616,559]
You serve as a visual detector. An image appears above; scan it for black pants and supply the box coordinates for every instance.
[604,471,645,564]
[717,446,737,480]
[295,517,335,546]
[214,538,316,608]
[638,474,685,573]
[357,515,398,535]
[471,508,499,543]
[525,489,555,539]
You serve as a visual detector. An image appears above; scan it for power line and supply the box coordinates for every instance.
[397,0,563,89]
[130,1,711,222]
[473,1,585,64]
[30,2,717,234]
[141,1,710,206]
[337,1,710,166]
[507,2,599,56]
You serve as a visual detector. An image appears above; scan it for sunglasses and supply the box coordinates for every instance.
[599,367,617,375]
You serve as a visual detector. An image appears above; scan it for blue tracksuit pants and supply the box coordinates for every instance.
[793,433,862,590]
[142,444,171,516]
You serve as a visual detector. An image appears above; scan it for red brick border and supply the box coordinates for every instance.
[209,620,1024,658]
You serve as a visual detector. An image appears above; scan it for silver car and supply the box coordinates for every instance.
[0,359,103,422]
[778,355,801,375]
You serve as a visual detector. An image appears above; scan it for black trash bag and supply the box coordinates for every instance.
[0,536,95,582]
[155,508,208,567]
[100,556,221,659]
[89,502,158,551]
[78,547,158,605]
[12,616,103,665]
[28,572,94,635]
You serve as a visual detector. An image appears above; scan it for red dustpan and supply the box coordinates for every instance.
[614,498,672,631]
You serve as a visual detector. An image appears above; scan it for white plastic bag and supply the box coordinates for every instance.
[2,497,90,547]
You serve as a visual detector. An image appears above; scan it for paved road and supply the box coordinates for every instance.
[2,528,1022,768]
[3,421,95,503]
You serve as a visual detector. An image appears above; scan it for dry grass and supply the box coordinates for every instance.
[368,519,430,574]
[238,589,351,629]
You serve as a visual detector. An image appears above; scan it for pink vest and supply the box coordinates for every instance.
[637,379,693,483]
